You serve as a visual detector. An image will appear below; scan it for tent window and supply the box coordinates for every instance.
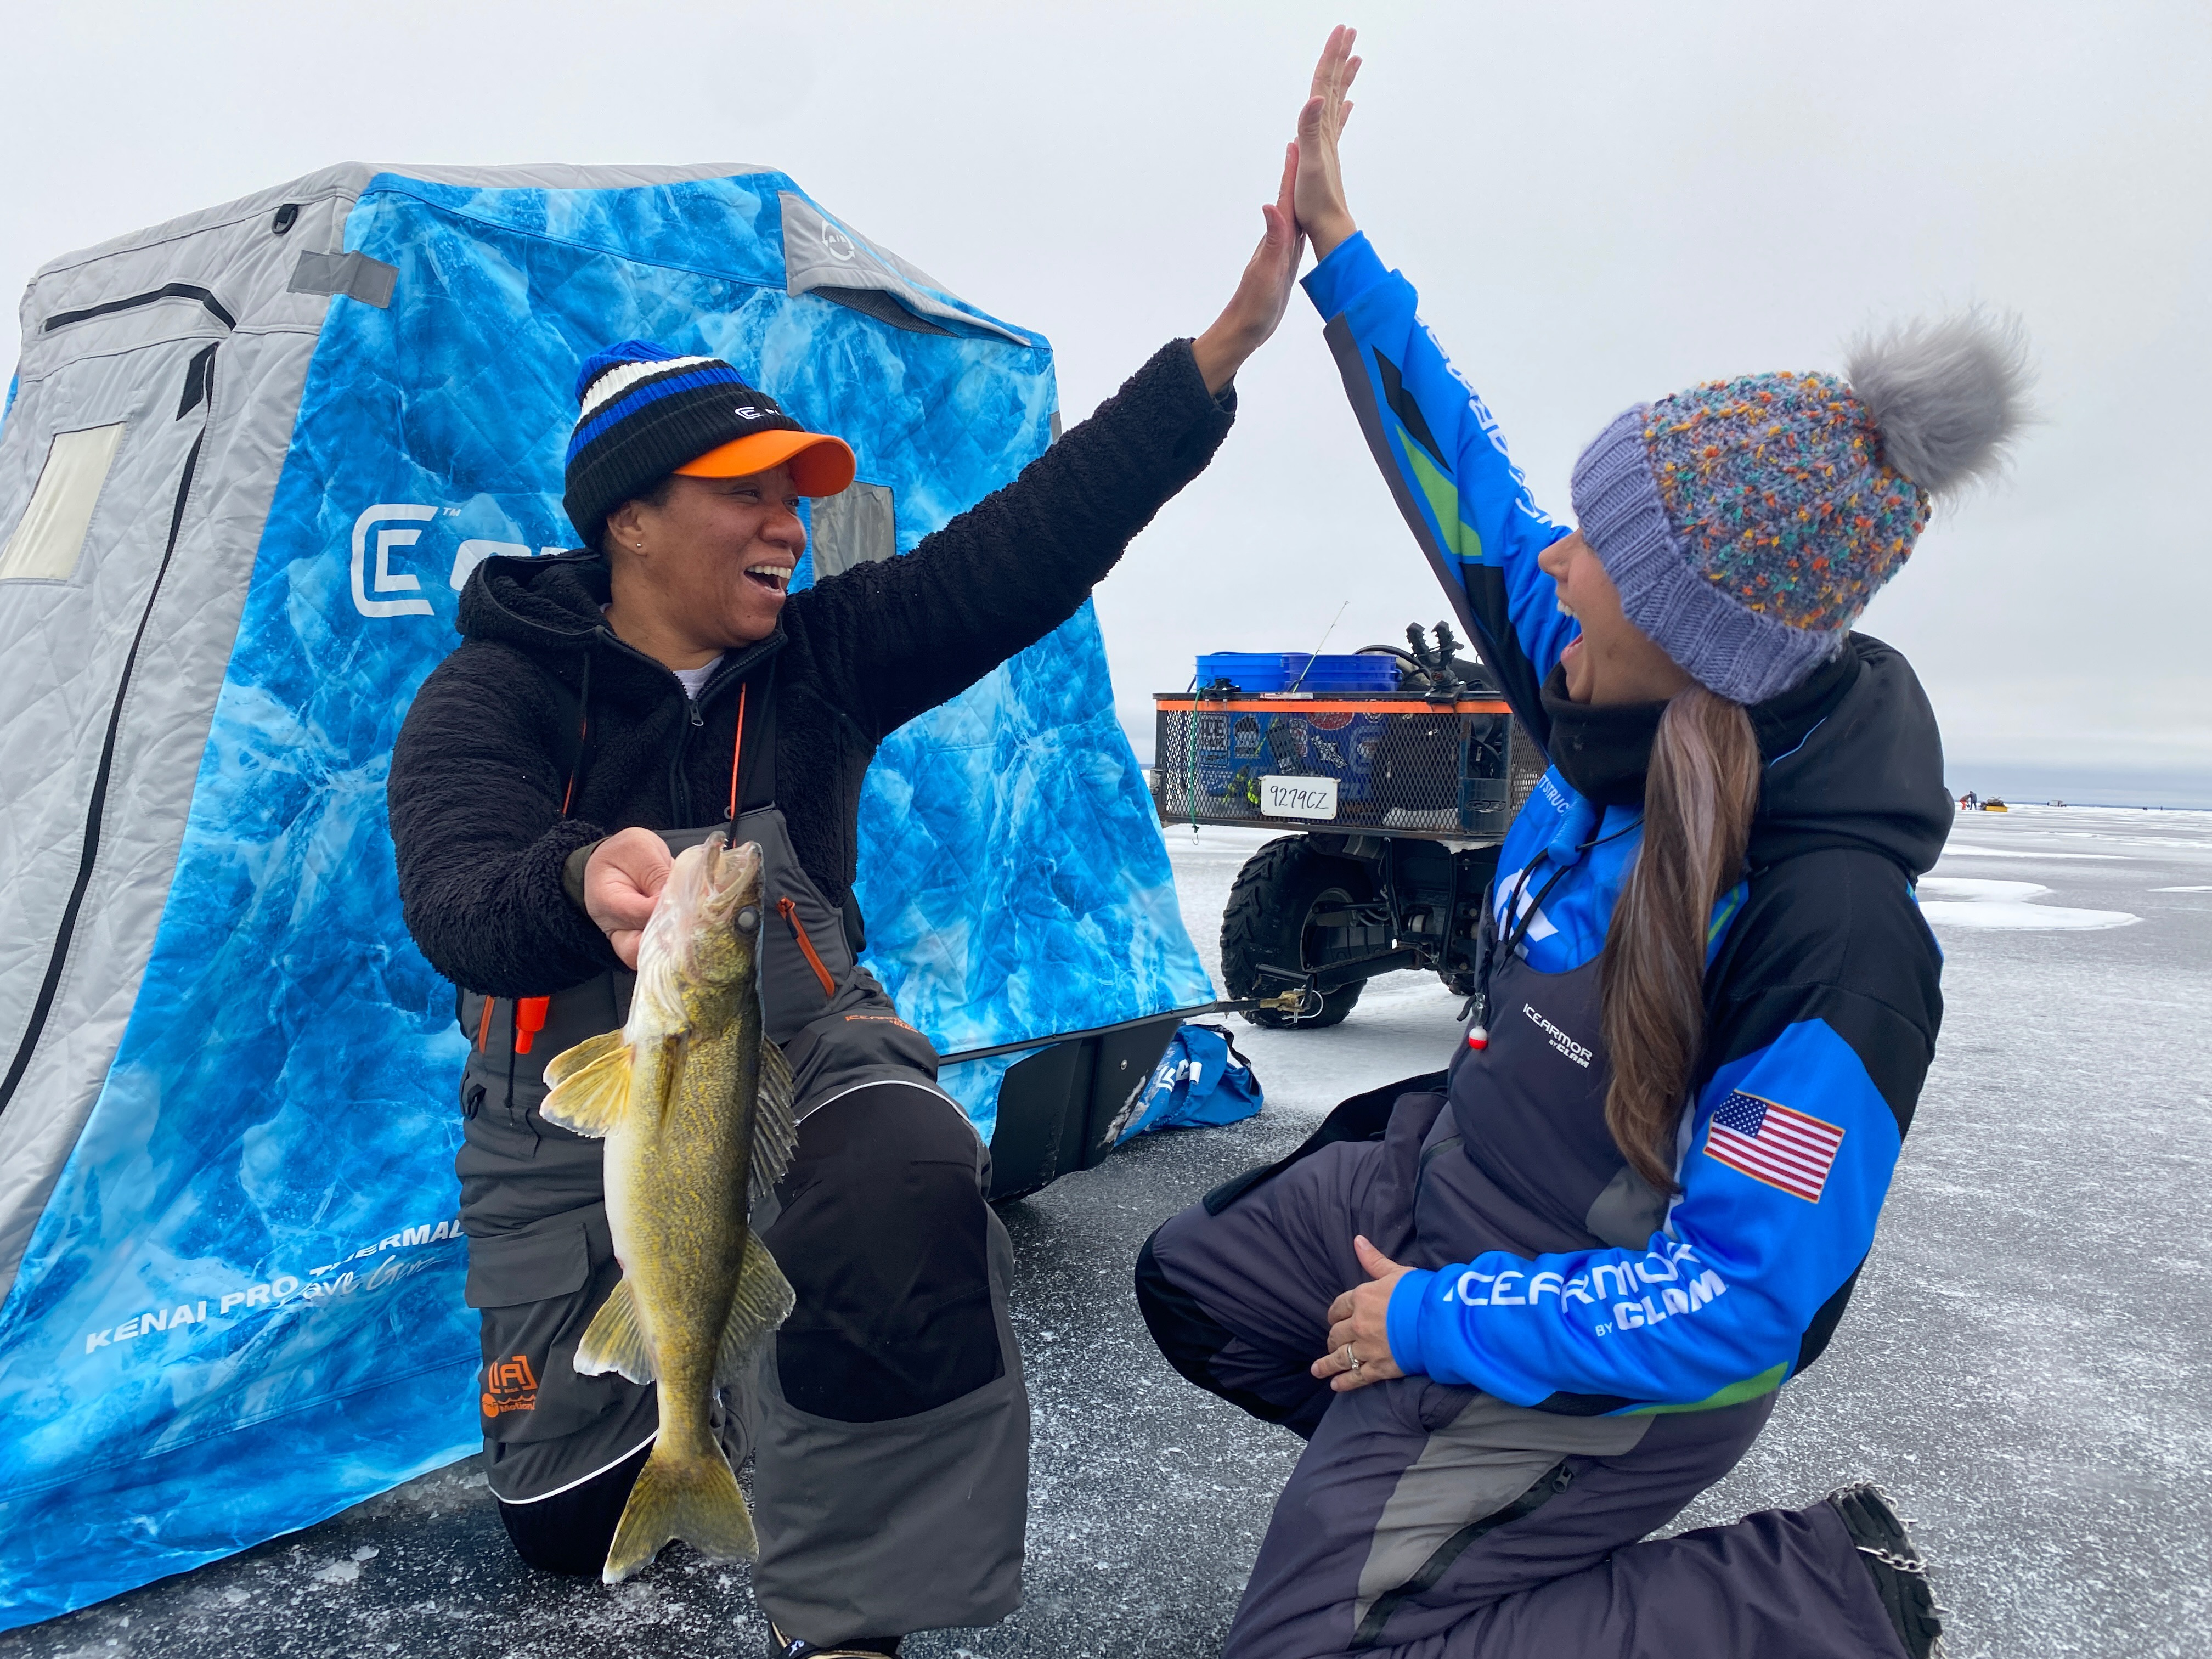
[0,423,129,583]
[810,481,897,581]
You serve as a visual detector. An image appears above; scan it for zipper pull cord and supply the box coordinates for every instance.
[777,895,838,999]
[1468,857,1576,1052]
[1463,988,1491,1051]
[725,684,748,838]
[1466,862,1530,1052]
[561,652,592,817]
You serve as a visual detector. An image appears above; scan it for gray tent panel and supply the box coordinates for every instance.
[0,187,342,1296]
[0,160,802,1296]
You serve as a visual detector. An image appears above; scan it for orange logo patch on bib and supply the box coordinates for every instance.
[482,1353,539,1418]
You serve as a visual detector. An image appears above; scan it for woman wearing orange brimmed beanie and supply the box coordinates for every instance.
[1137,28,2030,1659]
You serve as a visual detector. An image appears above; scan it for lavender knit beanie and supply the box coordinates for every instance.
[1569,311,2033,703]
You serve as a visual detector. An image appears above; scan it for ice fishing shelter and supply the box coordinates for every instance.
[0,163,1212,1628]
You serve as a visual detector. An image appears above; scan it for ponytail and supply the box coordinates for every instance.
[1599,686,1760,1192]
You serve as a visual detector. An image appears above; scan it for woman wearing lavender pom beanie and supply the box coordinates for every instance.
[1135,27,2034,1659]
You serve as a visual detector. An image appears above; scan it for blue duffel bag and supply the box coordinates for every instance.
[1115,1023,1265,1143]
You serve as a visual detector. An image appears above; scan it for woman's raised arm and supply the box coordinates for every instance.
[1291,26,1576,731]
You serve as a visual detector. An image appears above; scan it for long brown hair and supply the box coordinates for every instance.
[1599,686,1761,1191]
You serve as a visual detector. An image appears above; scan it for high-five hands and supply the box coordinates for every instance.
[1312,1234,1414,1392]
[1296,25,1363,259]
[1191,142,1307,396]
[1188,24,1366,394]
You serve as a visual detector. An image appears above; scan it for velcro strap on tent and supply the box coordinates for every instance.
[288,250,397,309]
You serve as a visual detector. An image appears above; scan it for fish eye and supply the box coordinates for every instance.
[735,906,760,934]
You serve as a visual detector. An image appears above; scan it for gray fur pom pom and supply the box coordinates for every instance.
[1844,308,2035,496]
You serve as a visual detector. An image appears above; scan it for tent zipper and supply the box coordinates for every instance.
[0,422,207,1119]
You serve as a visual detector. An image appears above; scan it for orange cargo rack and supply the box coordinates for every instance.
[1153,694,1511,716]
[1149,691,1541,842]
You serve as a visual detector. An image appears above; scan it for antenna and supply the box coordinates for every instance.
[1286,601,1350,692]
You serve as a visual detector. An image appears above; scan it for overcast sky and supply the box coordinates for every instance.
[9,1,2207,800]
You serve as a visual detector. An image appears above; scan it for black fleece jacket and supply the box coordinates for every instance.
[389,340,1234,998]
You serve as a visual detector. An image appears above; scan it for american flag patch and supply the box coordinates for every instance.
[1705,1091,1844,1203]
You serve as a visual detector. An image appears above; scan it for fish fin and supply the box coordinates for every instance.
[542,1028,627,1091]
[747,1039,800,1209]
[602,1442,756,1581]
[539,1037,633,1138]
[715,1232,795,1389]
[574,1277,657,1384]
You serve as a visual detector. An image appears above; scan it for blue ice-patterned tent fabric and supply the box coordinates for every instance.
[0,162,1213,1629]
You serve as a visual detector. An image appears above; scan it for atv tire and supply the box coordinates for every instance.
[1221,836,1373,1030]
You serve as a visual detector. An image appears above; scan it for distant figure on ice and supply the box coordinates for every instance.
[1137,27,2031,1659]
[386,156,1311,1653]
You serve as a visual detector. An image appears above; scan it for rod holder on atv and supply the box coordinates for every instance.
[1404,620,1471,699]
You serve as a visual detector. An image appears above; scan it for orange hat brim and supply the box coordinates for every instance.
[675,430,857,497]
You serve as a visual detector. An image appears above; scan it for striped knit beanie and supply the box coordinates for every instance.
[1568,311,2033,703]
[562,342,854,545]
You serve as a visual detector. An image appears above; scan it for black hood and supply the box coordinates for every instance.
[1542,635,1950,878]
[456,546,607,658]
[454,548,784,704]
[1750,634,1951,877]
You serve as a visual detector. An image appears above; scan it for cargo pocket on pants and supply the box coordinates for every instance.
[466,1207,636,1448]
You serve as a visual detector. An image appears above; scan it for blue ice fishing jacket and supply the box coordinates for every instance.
[1303,234,1953,1412]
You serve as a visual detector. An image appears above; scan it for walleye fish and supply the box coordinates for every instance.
[539,833,798,1583]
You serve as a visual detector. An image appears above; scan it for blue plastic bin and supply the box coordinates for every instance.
[1197,653,1403,693]
[1197,652,1310,692]
[1295,654,1403,692]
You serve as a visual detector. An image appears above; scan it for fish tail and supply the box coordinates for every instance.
[602,1441,757,1582]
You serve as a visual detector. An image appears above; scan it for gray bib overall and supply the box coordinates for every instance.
[457,803,956,1465]
[453,675,1028,1639]
[1425,929,1669,1286]
[1142,852,1805,1658]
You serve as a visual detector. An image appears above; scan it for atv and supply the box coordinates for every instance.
[1153,625,1545,1028]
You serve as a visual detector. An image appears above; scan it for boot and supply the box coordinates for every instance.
[1827,1481,1947,1659]
[767,1623,901,1658]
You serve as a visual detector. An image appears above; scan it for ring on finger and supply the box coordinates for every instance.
[1339,1343,1360,1373]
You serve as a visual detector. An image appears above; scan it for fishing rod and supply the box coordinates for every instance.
[934,988,1313,1067]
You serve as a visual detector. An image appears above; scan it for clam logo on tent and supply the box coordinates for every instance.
[350,504,437,619]
[821,221,857,261]
[350,504,560,618]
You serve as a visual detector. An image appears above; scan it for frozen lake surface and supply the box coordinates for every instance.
[5,805,2208,1658]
